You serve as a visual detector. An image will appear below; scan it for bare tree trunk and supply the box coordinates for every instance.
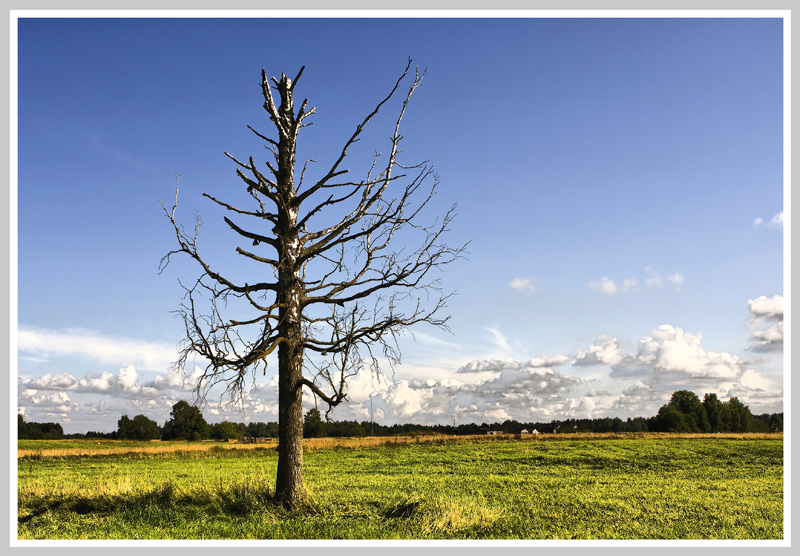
[274,73,305,507]
[275,228,305,507]
[275,300,305,506]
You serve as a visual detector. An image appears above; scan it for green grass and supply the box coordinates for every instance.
[17,435,783,540]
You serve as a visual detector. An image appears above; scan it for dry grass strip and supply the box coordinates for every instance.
[18,432,780,459]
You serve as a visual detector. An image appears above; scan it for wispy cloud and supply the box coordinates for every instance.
[589,268,683,295]
[753,211,783,228]
[667,272,684,291]
[18,327,179,372]
[485,327,512,354]
[645,266,662,289]
[622,278,638,292]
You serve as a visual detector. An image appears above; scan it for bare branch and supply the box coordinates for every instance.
[247,125,279,148]
[294,58,414,207]
[223,216,279,250]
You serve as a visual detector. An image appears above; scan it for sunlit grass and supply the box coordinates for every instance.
[17,434,783,540]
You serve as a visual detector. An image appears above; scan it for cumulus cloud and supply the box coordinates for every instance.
[750,322,784,350]
[329,358,587,424]
[18,389,79,422]
[608,381,666,418]
[649,325,742,380]
[748,294,783,321]
[17,293,784,431]
[748,294,784,351]
[19,364,204,401]
[589,277,618,295]
[585,388,612,397]
[574,336,624,367]
[22,372,79,391]
[575,324,750,387]
[722,369,783,414]
[509,277,536,293]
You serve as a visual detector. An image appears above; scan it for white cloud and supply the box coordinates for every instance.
[527,354,571,368]
[750,321,783,350]
[19,364,203,402]
[622,278,638,292]
[737,368,778,392]
[667,272,684,291]
[649,325,742,380]
[18,327,179,372]
[747,294,784,351]
[458,356,569,374]
[645,267,662,289]
[17,293,783,432]
[589,269,682,295]
[509,277,536,293]
[723,369,783,415]
[574,336,624,367]
[485,327,512,354]
[324,358,587,424]
[609,381,666,418]
[748,294,783,320]
[22,372,79,391]
[585,388,612,397]
[575,323,759,399]
[754,211,783,228]
[588,277,618,295]
[18,389,79,421]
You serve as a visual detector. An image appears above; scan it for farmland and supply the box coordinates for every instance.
[17,433,783,540]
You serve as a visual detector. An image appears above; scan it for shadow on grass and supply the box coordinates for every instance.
[19,480,281,525]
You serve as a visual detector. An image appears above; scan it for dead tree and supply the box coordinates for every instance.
[161,59,463,508]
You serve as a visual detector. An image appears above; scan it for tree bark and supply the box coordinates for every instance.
[274,72,306,508]
[275,231,305,507]
[275,295,305,506]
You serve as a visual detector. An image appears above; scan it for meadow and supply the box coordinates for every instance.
[17,433,784,540]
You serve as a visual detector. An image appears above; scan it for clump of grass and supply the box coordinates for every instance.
[380,489,505,538]
[389,494,505,537]
[211,473,274,515]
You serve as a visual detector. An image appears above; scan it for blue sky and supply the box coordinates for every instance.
[15,15,786,433]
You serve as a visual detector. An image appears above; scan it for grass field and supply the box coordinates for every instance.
[17,433,784,540]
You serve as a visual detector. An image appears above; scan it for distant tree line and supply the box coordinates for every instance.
[17,390,783,441]
[17,415,64,439]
